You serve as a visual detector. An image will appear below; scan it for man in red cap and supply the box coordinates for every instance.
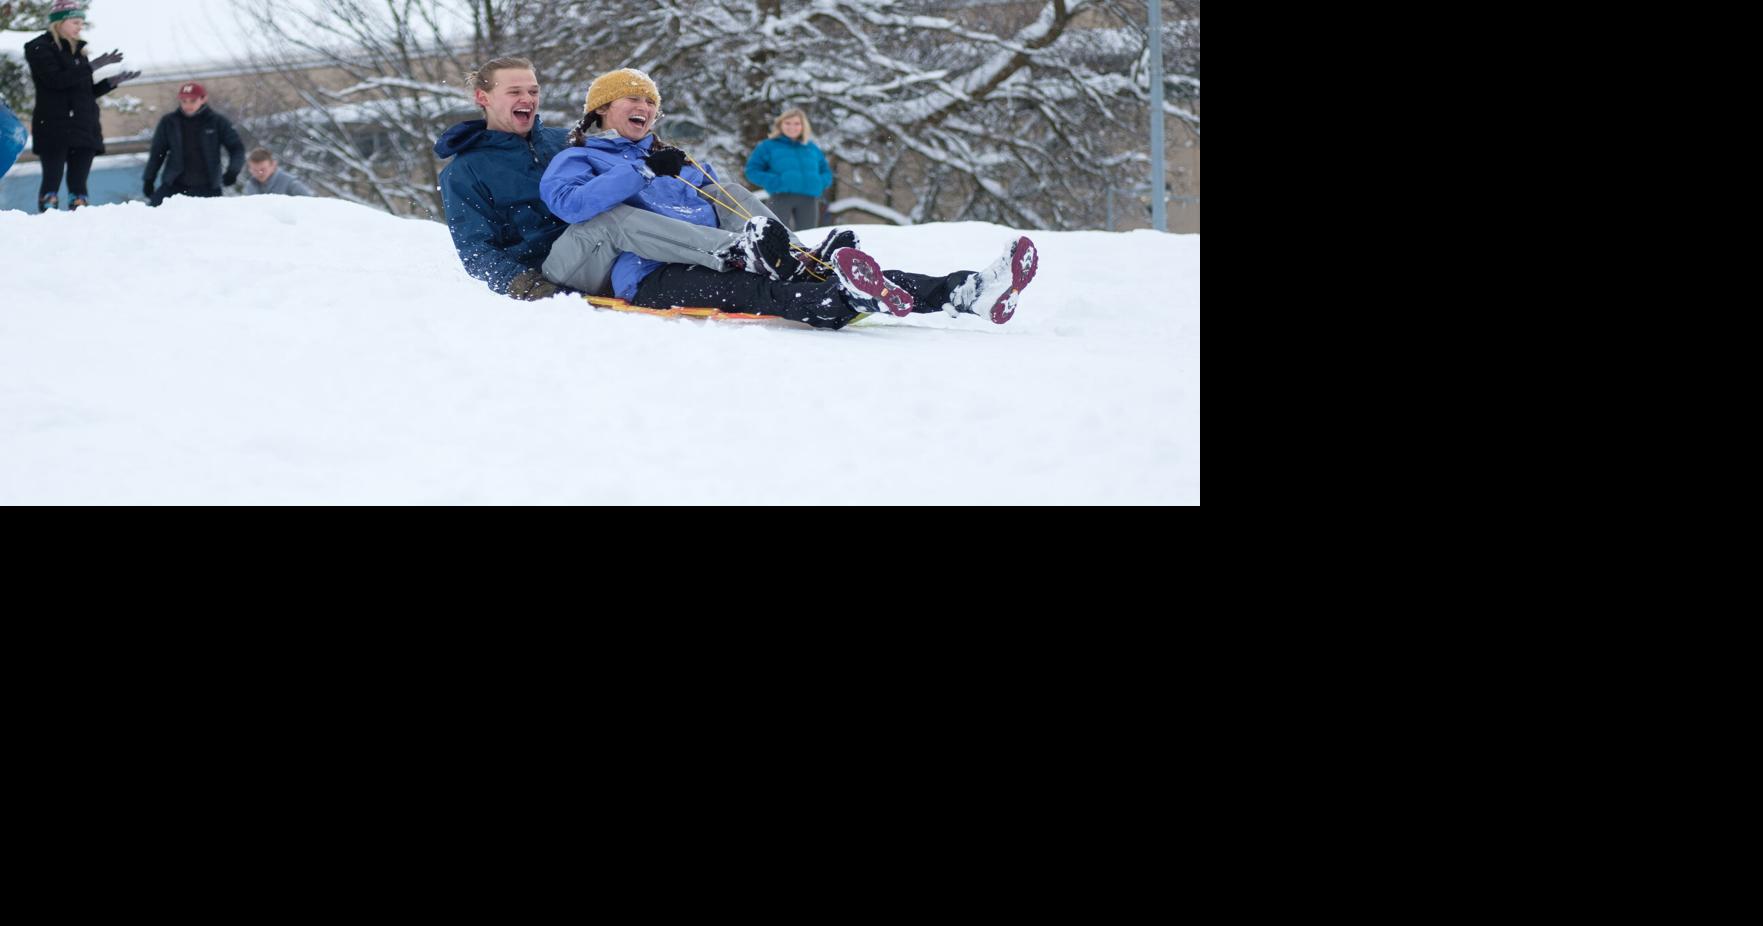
[142,81,245,206]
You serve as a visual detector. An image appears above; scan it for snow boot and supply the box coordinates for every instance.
[832,247,915,317]
[68,196,88,211]
[789,228,859,283]
[943,236,1038,324]
[715,216,800,281]
[39,193,57,212]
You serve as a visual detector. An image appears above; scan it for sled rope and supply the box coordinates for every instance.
[674,153,835,281]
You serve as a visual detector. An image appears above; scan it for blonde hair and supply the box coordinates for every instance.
[467,56,535,114]
[769,109,813,141]
[50,19,86,58]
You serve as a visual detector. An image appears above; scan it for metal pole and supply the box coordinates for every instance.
[1148,0,1167,232]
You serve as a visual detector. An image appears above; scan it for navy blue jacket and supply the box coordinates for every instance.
[436,117,571,295]
[145,106,246,192]
[744,136,833,198]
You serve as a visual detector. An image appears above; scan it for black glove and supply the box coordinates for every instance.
[143,179,155,199]
[110,70,141,87]
[645,145,687,178]
[508,269,560,301]
[89,49,123,70]
[223,171,239,187]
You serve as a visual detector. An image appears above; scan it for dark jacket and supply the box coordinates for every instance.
[744,136,833,198]
[145,105,246,192]
[24,31,119,155]
[435,116,570,295]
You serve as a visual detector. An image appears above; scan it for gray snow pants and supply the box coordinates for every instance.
[767,194,820,232]
[542,183,803,296]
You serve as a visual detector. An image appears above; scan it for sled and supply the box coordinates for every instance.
[581,294,875,327]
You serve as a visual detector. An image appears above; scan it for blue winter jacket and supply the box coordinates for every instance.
[540,132,722,301]
[435,117,571,294]
[0,101,25,181]
[744,136,833,198]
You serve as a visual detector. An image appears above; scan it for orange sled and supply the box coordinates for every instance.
[581,294,874,328]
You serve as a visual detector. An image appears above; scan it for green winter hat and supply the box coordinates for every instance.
[49,1,87,24]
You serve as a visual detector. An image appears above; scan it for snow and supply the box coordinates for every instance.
[1,29,34,59]
[0,196,1199,504]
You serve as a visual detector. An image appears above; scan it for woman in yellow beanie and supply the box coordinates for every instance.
[540,69,1038,328]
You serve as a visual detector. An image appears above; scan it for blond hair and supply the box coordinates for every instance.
[467,56,535,114]
[769,109,813,141]
[49,19,86,58]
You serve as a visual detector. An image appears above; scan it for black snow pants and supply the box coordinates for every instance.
[631,265,977,330]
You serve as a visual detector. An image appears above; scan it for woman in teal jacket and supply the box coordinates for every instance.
[744,109,833,231]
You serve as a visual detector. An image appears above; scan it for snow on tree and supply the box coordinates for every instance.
[234,1,506,218]
[2,1,56,113]
[233,0,1200,229]
[534,0,1201,229]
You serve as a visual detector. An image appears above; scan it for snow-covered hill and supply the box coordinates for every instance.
[1,197,1198,504]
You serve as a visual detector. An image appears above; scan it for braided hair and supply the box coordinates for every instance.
[566,109,603,147]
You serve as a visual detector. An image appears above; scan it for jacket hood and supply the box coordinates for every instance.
[434,115,551,159]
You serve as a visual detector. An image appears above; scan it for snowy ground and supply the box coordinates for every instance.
[0,196,1199,504]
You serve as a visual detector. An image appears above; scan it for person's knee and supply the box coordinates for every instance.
[570,210,624,244]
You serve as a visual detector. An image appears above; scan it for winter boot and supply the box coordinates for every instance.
[832,247,915,317]
[68,196,89,211]
[39,193,58,212]
[715,216,801,281]
[943,236,1038,324]
[788,228,859,283]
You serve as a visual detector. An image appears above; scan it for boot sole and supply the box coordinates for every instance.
[987,236,1038,324]
[833,248,914,316]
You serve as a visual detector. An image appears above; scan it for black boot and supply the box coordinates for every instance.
[788,228,859,283]
[715,217,800,281]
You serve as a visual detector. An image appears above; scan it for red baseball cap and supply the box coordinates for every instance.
[177,82,206,100]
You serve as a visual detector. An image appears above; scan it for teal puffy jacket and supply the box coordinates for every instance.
[744,136,833,198]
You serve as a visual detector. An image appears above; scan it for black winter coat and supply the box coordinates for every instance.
[24,32,117,155]
[145,106,245,192]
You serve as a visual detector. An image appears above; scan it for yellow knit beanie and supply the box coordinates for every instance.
[585,68,661,115]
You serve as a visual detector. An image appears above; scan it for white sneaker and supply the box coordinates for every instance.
[945,236,1038,324]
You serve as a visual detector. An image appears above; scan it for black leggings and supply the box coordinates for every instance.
[39,147,97,199]
[632,265,974,329]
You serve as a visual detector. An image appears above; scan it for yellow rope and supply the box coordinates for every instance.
[671,153,835,279]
